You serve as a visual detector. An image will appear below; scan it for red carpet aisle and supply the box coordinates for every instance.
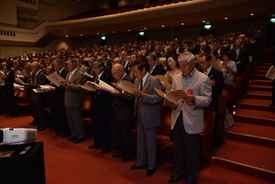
[1,115,274,184]
[0,115,175,184]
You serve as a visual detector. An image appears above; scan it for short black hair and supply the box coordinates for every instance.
[131,59,148,71]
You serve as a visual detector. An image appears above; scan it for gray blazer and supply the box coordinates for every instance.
[64,69,86,108]
[171,68,212,134]
[134,73,163,128]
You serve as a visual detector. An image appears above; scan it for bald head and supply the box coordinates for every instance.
[31,61,41,73]
[111,63,125,81]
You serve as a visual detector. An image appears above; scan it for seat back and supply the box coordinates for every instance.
[216,95,227,132]
[81,95,92,110]
[157,105,172,136]
[202,110,216,134]
[222,84,235,99]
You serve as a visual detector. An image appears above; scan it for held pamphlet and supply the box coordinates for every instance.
[153,87,187,104]
[46,72,66,87]
[114,80,141,94]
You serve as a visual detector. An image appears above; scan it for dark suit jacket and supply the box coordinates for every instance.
[150,64,166,76]
[190,44,200,55]
[90,71,113,115]
[203,67,224,112]
[104,60,112,74]
[230,47,249,71]
[64,69,85,108]
[4,70,15,90]
[30,70,49,102]
[111,74,134,120]
[54,69,69,97]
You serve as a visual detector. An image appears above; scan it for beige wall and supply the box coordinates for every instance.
[0,46,43,58]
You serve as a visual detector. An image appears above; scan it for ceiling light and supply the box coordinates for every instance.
[65,35,68,37]
[112,31,115,33]
[250,13,254,16]
[128,29,131,32]
[181,23,184,26]
[204,24,211,29]
[202,20,205,23]
[225,17,228,20]
[80,34,83,36]
[144,27,147,30]
[97,33,99,35]
[162,24,165,27]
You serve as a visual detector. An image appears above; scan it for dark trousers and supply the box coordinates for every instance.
[172,112,199,182]
[5,88,17,115]
[109,118,135,153]
[0,86,6,113]
[27,90,36,123]
[52,94,69,134]
[34,100,47,129]
[91,113,112,149]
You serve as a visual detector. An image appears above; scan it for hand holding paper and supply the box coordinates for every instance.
[115,80,141,94]
[46,72,66,87]
[154,87,187,104]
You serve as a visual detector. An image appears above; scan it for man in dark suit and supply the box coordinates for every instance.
[109,63,135,162]
[61,58,86,143]
[214,40,229,60]
[190,39,200,55]
[52,59,70,138]
[1,62,18,117]
[147,53,166,75]
[88,60,113,154]
[129,59,163,177]
[199,54,224,112]
[0,63,5,115]
[25,61,49,131]
[230,38,249,72]
[169,52,212,184]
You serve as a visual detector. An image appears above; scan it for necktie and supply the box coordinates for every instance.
[150,67,153,74]
[94,75,99,84]
[139,79,143,91]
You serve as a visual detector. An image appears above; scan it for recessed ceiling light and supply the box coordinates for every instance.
[162,24,165,27]
[202,20,205,23]
[225,17,228,20]
[80,34,83,36]
[128,29,131,32]
[112,31,115,33]
[97,33,99,35]
[181,23,184,25]
[65,35,68,37]
[144,27,147,30]
[250,13,254,16]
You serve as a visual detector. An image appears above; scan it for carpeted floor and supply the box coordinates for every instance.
[0,115,176,184]
[1,114,274,184]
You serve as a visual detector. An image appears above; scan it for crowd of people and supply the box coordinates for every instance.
[0,31,261,184]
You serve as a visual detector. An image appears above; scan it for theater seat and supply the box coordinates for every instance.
[222,84,235,114]
[157,105,172,152]
[81,95,92,129]
[15,88,29,114]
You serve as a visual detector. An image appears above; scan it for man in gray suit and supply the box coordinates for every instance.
[129,59,163,176]
[168,52,212,184]
[61,58,86,144]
